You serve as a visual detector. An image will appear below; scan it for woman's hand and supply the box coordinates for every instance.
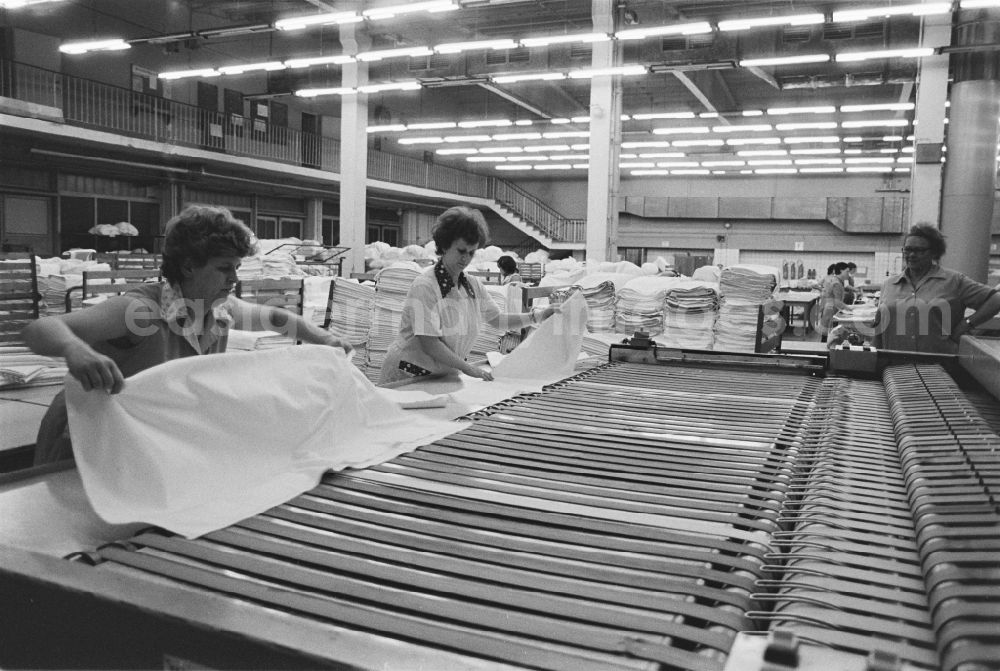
[321,334,354,354]
[463,364,494,381]
[65,342,125,394]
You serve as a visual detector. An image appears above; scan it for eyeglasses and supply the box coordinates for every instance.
[902,246,931,254]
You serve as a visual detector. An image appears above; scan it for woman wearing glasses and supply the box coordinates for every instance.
[873,223,1000,353]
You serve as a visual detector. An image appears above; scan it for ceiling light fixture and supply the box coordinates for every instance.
[59,38,131,54]
[356,81,422,93]
[217,61,286,75]
[840,102,915,112]
[739,54,830,67]
[295,86,353,97]
[836,47,935,62]
[726,137,782,145]
[841,119,909,128]
[491,72,566,84]
[775,122,838,131]
[159,68,220,80]
[457,119,512,128]
[832,3,951,22]
[615,22,712,40]
[407,122,456,130]
[434,39,518,54]
[718,13,825,31]
[362,0,458,20]
[356,47,434,62]
[767,106,837,116]
[652,126,710,135]
[284,55,355,68]
[444,134,491,142]
[520,32,609,47]
[960,0,1000,6]
[670,139,724,147]
[397,136,445,144]
[567,65,648,78]
[632,112,696,120]
[712,124,773,133]
[1,0,66,8]
[782,136,841,144]
[274,12,361,31]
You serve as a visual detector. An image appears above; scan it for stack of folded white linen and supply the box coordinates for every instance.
[367,262,423,379]
[714,265,780,352]
[661,279,719,349]
[0,346,68,388]
[324,278,374,348]
[575,272,635,333]
[226,330,296,351]
[614,275,677,336]
[471,284,507,356]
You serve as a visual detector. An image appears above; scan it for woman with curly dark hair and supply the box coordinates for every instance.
[873,223,1000,353]
[22,205,351,463]
[379,206,557,385]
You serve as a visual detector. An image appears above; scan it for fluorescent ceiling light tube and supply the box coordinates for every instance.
[652,126,710,135]
[407,122,456,130]
[357,81,422,93]
[898,156,914,162]
[59,38,131,54]
[506,156,545,162]
[363,1,457,20]
[639,152,686,158]
[701,160,746,167]
[712,124,773,133]
[397,136,445,144]
[550,118,571,124]
[632,112,696,120]
[879,148,901,153]
[367,124,407,132]
[739,54,829,67]
[748,159,793,166]
[882,135,904,141]
[799,167,844,173]
[795,158,843,165]
[275,12,361,30]
[743,110,764,117]
[842,136,864,142]
[846,166,893,172]
[496,165,530,170]
[845,157,895,164]
[655,161,700,168]
[622,141,673,148]
[524,144,571,152]
[572,164,589,169]
[285,55,355,68]
[444,134,491,142]
[790,147,841,154]
[160,68,220,80]
[437,148,478,155]
[356,47,434,62]
[836,48,934,62]
[435,39,518,54]
[738,149,788,157]
[519,32,609,47]
[534,164,572,169]
[718,13,824,31]
[217,61,286,75]
[700,112,719,118]
[727,137,782,145]
[567,65,647,78]
[491,72,565,83]
[841,102,915,113]
[544,131,590,138]
[768,106,836,115]
[458,119,512,128]
[775,122,838,131]
[1,0,67,7]
[570,116,590,123]
[514,120,533,126]
[620,162,657,168]
[630,170,671,175]
[833,3,951,22]
[782,136,841,144]
[755,168,797,174]
[672,169,711,175]
[295,86,353,97]
[616,22,712,40]
[671,139,725,147]
[841,119,909,128]
[551,154,589,160]
[493,132,541,140]
[467,156,506,162]
[479,146,522,153]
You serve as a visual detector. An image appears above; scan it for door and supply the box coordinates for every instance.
[2,195,51,255]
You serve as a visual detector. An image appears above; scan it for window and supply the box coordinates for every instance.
[279,217,302,239]
[255,215,277,239]
[366,224,400,247]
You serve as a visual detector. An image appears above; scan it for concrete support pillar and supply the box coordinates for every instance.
[584,0,621,264]
[908,14,951,229]
[940,10,1000,282]
[304,197,323,242]
[339,15,370,276]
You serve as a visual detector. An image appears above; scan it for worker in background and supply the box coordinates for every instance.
[873,223,1000,353]
[843,261,859,305]
[22,205,352,464]
[379,206,558,385]
[818,262,851,343]
[496,255,522,285]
